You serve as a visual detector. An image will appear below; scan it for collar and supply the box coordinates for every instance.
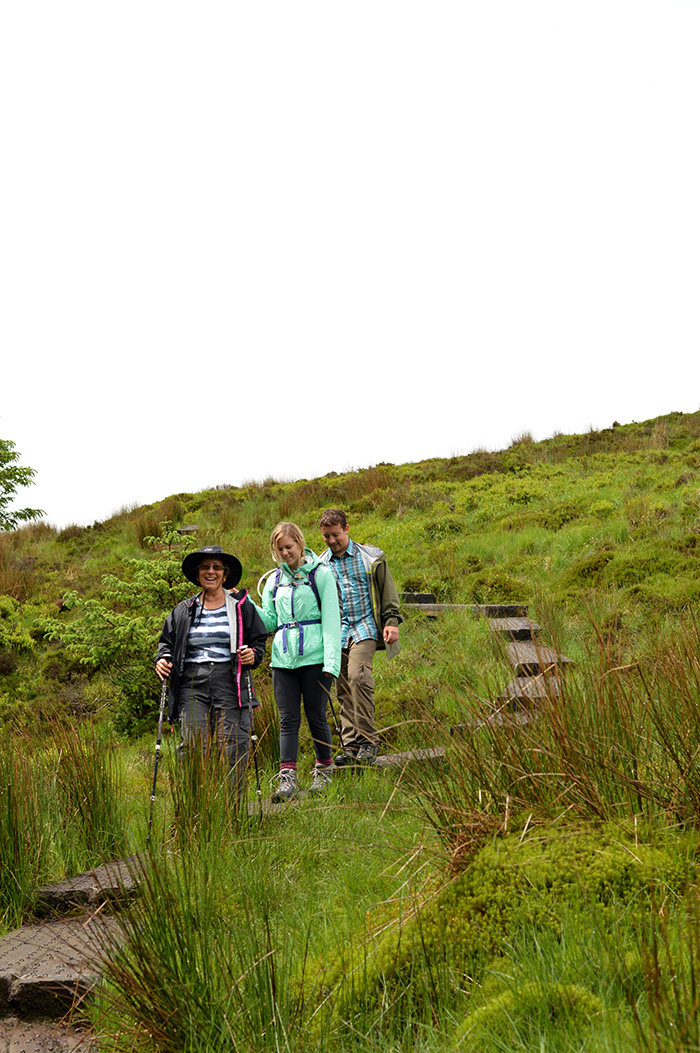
[331,537,355,560]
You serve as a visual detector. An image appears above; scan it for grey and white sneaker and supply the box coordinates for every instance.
[308,764,332,794]
[272,768,298,802]
[333,751,357,767]
[356,744,379,765]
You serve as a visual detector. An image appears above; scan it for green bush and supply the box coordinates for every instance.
[0,595,34,654]
[423,514,464,540]
[467,569,529,603]
[41,524,196,735]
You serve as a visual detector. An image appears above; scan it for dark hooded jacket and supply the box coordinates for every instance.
[156,588,268,722]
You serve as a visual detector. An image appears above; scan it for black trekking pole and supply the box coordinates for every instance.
[147,677,168,844]
[246,669,262,807]
[325,678,345,754]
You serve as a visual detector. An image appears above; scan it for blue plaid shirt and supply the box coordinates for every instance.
[328,539,379,648]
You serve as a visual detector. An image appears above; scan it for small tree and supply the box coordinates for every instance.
[0,437,44,530]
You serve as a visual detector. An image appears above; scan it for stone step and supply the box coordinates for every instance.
[0,1015,92,1051]
[0,915,116,1020]
[374,747,445,768]
[35,857,139,918]
[0,859,138,1022]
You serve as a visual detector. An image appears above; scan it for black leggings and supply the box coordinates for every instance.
[272,664,332,766]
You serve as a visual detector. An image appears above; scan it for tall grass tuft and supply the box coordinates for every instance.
[0,736,43,928]
[405,610,700,862]
[0,530,36,600]
[0,722,129,933]
[49,722,127,872]
[165,729,243,851]
[625,889,700,1052]
[93,850,304,1053]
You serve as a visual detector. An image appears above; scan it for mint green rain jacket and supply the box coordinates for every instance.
[255,549,342,676]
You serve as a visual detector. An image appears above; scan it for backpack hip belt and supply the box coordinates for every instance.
[276,619,322,656]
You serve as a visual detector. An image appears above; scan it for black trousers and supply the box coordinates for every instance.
[272,664,332,767]
[179,661,250,799]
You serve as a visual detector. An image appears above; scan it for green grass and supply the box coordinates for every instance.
[92,768,434,1052]
[0,722,132,930]
[4,410,700,1048]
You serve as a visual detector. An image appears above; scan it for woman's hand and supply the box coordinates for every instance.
[156,658,172,681]
[238,646,255,667]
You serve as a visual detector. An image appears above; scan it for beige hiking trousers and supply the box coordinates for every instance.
[337,638,378,751]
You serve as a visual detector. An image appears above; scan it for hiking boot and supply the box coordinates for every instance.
[334,751,357,767]
[308,764,332,794]
[356,744,379,765]
[271,768,298,802]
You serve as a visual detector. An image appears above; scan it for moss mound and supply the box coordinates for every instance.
[453,981,603,1051]
[303,824,692,1036]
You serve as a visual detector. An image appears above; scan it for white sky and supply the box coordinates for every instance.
[2,1,699,528]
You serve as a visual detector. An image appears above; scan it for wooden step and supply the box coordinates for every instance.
[506,640,573,676]
[475,603,529,618]
[450,709,533,735]
[498,674,562,704]
[487,617,540,640]
[401,602,529,618]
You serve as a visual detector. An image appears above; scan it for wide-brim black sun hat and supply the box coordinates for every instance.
[181,545,243,590]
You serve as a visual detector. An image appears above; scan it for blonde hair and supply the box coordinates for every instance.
[270,521,306,563]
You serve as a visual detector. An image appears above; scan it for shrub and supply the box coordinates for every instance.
[560,547,615,591]
[467,569,529,603]
[423,515,464,540]
[588,499,616,520]
[0,595,33,655]
[41,523,196,735]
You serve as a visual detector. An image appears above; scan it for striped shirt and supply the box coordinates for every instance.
[328,539,378,648]
[185,601,231,663]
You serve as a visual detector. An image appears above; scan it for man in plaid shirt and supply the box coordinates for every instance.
[319,508,402,765]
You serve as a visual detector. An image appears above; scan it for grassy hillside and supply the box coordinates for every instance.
[3,410,700,1050]
[1,408,699,738]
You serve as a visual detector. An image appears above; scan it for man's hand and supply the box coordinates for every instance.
[383,626,399,646]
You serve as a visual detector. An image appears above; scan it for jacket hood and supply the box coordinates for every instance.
[320,540,385,566]
[277,548,322,577]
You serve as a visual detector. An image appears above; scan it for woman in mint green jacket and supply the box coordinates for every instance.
[255,522,342,801]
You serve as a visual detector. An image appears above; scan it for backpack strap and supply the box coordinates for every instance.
[307,565,322,610]
[272,566,322,614]
[271,566,324,657]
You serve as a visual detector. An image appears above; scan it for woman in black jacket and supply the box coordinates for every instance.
[155,545,267,802]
